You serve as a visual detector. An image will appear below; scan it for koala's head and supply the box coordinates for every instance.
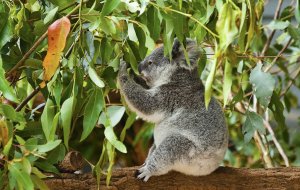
[138,39,201,87]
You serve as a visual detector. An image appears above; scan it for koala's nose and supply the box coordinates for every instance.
[138,63,144,74]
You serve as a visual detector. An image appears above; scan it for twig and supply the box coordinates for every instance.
[280,65,300,97]
[264,111,289,167]
[15,87,40,112]
[5,4,81,78]
[261,0,283,56]
[264,38,293,72]
[5,32,48,77]
[252,96,273,168]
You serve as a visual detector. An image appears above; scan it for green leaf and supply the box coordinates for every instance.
[268,92,286,128]
[0,58,18,102]
[0,104,16,120]
[296,0,300,24]
[242,111,265,143]
[3,138,12,156]
[249,63,275,107]
[216,3,239,51]
[238,2,247,52]
[81,88,104,141]
[223,59,232,106]
[267,20,290,30]
[104,127,127,153]
[120,112,136,141]
[46,144,66,164]
[25,138,38,151]
[41,99,55,141]
[127,23,138,42]
[24,58,43,69]
[173,12,185,43]
[31,175,50,190]
[34,161,59,174]
[44,7,58,24]
[205,58,217,108]
[8,163,34,190]
[101,0,121,16]
[98,106,125,127]
[22,157,32,174]
[37,140,61,153]
[32,167,48,179]
[147,6,161,41]
[49,112,60,141]
[99,17,116,35]
[61,96,75,149]
[0,12,13,50]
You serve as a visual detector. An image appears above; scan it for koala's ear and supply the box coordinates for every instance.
[171,39,181,59]
[171,38,200,68]
[185,39,201,64]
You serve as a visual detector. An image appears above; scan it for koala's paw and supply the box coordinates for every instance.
[136,164,152,182]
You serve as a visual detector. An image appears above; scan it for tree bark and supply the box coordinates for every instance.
[44,166,300,190]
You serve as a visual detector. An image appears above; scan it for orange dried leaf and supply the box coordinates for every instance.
[41,17,71,87]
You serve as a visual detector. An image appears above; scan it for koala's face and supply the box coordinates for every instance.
[138,46,174,87]
[138,39,200,88]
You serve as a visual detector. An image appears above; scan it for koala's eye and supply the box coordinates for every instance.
[148,60,153,65]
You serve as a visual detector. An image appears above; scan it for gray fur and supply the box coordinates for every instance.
[118,39,228,182]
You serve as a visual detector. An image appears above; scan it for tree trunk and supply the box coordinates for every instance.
[44,166,300,190]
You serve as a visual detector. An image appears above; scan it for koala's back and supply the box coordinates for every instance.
[154,82,228,156]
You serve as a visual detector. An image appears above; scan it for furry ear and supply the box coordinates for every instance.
[171,39,181,59]
[171,38,201,69]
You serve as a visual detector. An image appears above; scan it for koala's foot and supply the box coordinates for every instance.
[136,164,152,182]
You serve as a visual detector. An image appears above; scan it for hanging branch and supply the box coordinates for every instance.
[264,111,289,167]
[260,0,283,56]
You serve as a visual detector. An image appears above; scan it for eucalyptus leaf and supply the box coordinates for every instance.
[81,88,104,141]
[37,140,61,153]
[61,96,75,149]
[104,127,127,153]
[242,111,265,143]
[249,63,275,107]
[98,106,126,127]
[88,67,105,88]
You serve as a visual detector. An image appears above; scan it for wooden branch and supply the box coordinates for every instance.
[15,86,40,111]
[44,166,300,190]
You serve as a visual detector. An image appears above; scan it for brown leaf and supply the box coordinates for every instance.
[40,17,71,88]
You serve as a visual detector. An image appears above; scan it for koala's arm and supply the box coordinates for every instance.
[118,62,159,115]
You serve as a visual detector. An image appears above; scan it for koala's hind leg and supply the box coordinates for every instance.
[137,135,196,182]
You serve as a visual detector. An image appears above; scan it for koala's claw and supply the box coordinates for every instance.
[136,165,152,182]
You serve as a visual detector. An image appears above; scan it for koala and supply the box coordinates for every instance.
[118,39,228,182]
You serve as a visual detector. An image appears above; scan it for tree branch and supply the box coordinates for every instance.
[44,167,300,190]
[261,0,283,56]
[15,87,40,112]
[264,111,289,167]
